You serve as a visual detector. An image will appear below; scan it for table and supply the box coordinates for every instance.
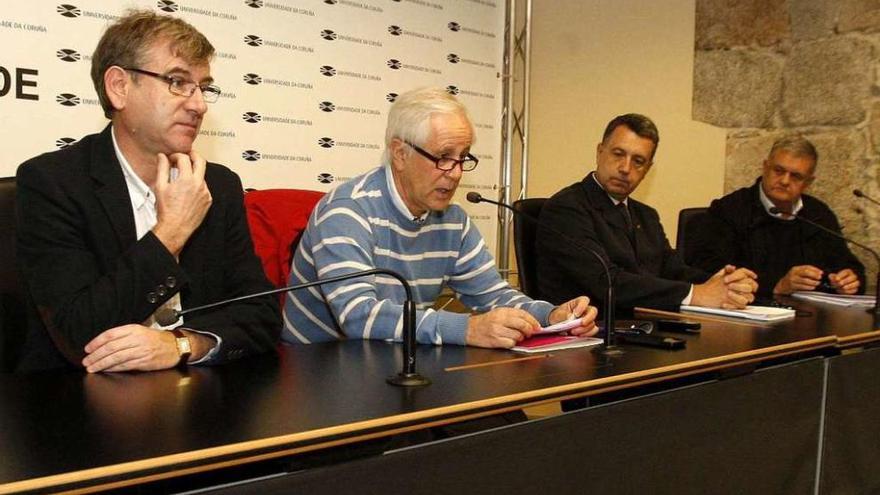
[0,301,876,494]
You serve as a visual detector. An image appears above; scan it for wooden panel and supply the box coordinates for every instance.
[207,358,826,495]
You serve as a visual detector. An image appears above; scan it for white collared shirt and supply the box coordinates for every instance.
[385,162,430,224]
[111,128,219,361]
[759,180,803,220]
[591,172,629,208]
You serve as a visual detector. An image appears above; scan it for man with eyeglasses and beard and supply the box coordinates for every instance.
[15,10,279,372]
[685,136,864,298]
[283,87,599,349]
[536,113,758,311]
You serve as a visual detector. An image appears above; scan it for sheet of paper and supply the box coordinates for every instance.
[679,305,795,321]
[792,292,875,307]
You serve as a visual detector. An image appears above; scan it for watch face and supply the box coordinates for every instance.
[177,337,192,354]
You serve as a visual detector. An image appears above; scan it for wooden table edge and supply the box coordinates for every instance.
[835,328,880,349]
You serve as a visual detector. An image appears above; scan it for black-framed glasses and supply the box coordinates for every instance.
[405,140,479,172]
[122,67,221,103]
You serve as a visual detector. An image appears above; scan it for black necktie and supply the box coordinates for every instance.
[618,202,634,233]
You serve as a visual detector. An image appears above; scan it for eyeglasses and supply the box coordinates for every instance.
[405,141,479,172]
[122,67,221,103]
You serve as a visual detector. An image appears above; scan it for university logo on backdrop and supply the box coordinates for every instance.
[56,4,81,18]
[55,137,77,149]
[242,150,261,162]
[243,35,263,47]
[55,49,81,62]
[157,1,179,13]
[4,1,502,252]
[55,93,80,107]
[54,4,118,21]
[242,112,262,124]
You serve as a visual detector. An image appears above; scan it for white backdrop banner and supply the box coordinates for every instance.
[0,0,504,253]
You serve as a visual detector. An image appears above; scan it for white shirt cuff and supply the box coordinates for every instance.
[681,285,694,306]
[181,328,222,364]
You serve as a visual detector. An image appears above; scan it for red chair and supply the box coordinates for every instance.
[244,189,324,293]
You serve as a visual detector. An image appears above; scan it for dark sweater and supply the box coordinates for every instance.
[685,179,865,297]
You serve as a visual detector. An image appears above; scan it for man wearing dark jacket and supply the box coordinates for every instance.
[537,113,758,310]
[685,136,864,298]
[15,11,279,372]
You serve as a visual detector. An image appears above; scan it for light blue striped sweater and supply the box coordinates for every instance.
[282,164,554,345]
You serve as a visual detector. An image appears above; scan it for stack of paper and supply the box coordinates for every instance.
[679,305,796,322]
[791,292,876,308]
[512,335,603,353]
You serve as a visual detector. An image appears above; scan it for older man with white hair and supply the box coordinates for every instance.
[283,87,598,348]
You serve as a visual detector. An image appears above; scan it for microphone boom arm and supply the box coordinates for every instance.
[770,206,880,323]
[164,268,428,387]
[467,192,620,352]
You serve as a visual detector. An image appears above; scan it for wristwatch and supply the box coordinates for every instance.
[170,328,192,366]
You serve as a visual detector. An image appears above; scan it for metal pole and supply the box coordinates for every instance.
[497,0,517,279]
[520,0,532,199]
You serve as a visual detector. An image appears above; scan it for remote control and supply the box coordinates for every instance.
[616,332,686,349]
[656,319,701,334]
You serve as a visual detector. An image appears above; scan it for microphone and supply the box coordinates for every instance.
[157,268,430,387]
[769,206,880,321]
[853,189,880,208]
[466,191,621,354]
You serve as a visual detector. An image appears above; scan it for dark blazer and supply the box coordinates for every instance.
[536,173,710,309]
[685,178,865,297]
[15,126,280,371]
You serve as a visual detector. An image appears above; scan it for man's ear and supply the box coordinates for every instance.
[104,66,130,113]
[390,138,408,171]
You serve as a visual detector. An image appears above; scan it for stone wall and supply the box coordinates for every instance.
[694,0,880,290]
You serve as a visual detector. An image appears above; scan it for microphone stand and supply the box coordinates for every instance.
[159,268,430,387]
[770,206,880,325]
[467,192,622,355]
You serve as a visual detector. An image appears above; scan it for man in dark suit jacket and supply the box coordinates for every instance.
[685,136,864,298]
[537,113,758,310]
[15,10,279,372]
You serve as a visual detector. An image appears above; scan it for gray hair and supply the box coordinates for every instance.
[768,135,818,172]
[382,87,473,164]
